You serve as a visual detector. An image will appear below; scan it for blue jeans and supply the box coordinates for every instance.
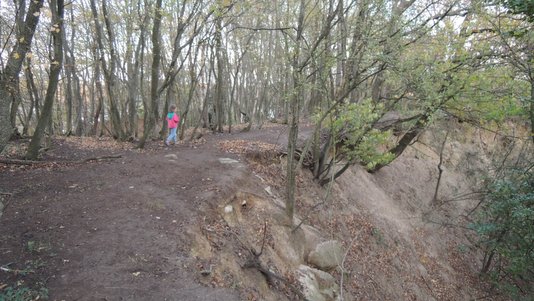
[166,127,177,144]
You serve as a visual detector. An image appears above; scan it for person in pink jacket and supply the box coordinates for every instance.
[165,105,180,146]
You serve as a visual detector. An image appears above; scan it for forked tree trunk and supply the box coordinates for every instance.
[0,0,44,152]
[26,0,64,160]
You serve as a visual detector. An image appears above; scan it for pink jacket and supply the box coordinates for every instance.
[166,112,180,129]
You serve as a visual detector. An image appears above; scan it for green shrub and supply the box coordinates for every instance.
[471,166,534,298]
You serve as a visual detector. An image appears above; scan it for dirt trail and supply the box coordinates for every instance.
[0,125,291,300]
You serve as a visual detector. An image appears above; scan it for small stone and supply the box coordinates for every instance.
[218,158,239,164]
[224,205,233,213]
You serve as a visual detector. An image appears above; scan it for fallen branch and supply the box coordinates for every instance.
[82,154,122,162]
[243,257,308,301]
[230,221,308,300]
[0,192,13,196]
[0,154,123,166]
[0,158,41,165]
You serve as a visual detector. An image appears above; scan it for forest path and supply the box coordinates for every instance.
[0,123,295,300]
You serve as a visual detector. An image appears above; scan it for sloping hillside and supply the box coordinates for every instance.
[191,121,522,300]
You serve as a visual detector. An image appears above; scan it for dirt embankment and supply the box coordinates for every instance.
[0,122,521,300]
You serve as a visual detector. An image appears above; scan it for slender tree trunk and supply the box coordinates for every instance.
[64,58,73,135]
[26,0,64,159]
[89,0,124,139]
[8,0,27,138]
[139,0,163,148]
[432,131,449,204]
[101,0,124,139]
[126,16,146,138]
[65,5,83,136]
[180,46,203,140]
[530,78,534,143]
[286,0,306,223]
[90,48,104,136]
[73,68,84,136]
[0,0,44,152]
[215,18,225,133]
[23,59,37,136]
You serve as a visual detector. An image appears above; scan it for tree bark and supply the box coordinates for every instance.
[530,78,534,143]
[90,46,104,136]
[89,0,124,139]
[126,9,147,138]
[370,112,431,173]
[432,131,449,204]
[180,44,204,140]
[8,0,27,137]
[26,0,64,160]
[138,0,163,148]
[0,0,44,152]
[101,0,124,139]
[286,0,306,223]
[22,58,37,136]
[215,18,225,133]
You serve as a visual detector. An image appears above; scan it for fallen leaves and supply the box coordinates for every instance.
[218,140,280,155]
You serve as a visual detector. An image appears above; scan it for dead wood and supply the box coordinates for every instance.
[239,222,308,300]
[82,154,122,162]
[0,158,41,165]
[0,154,122,166]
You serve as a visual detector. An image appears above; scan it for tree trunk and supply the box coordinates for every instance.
[126,15,146,138]
[89,0,124,139]
[285,0,306,223]
[139,0,163,148]
[215,18,225,133]
[180,46,203,140]
[101,0,124,139]
[23,59,37,136]
[530,78,534,143]
[8,0,28,138]
[64,57,73,135]
[0,0,44,152]
[370,112,431,173]
[26,0,64,160]
[64,5,84,136]
[90,47,104,136]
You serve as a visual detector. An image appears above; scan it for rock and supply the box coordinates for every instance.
[224,205,233,213]
[297,265,339,301]
[218,158,239,164]
[164,154,178,159]
[301,225,323,260]
[264,186,273,197]
[308,240,343,271]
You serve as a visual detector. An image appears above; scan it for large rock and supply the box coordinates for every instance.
[301,225,323,259]
[307,240,343,271]
[297,265,339,301]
